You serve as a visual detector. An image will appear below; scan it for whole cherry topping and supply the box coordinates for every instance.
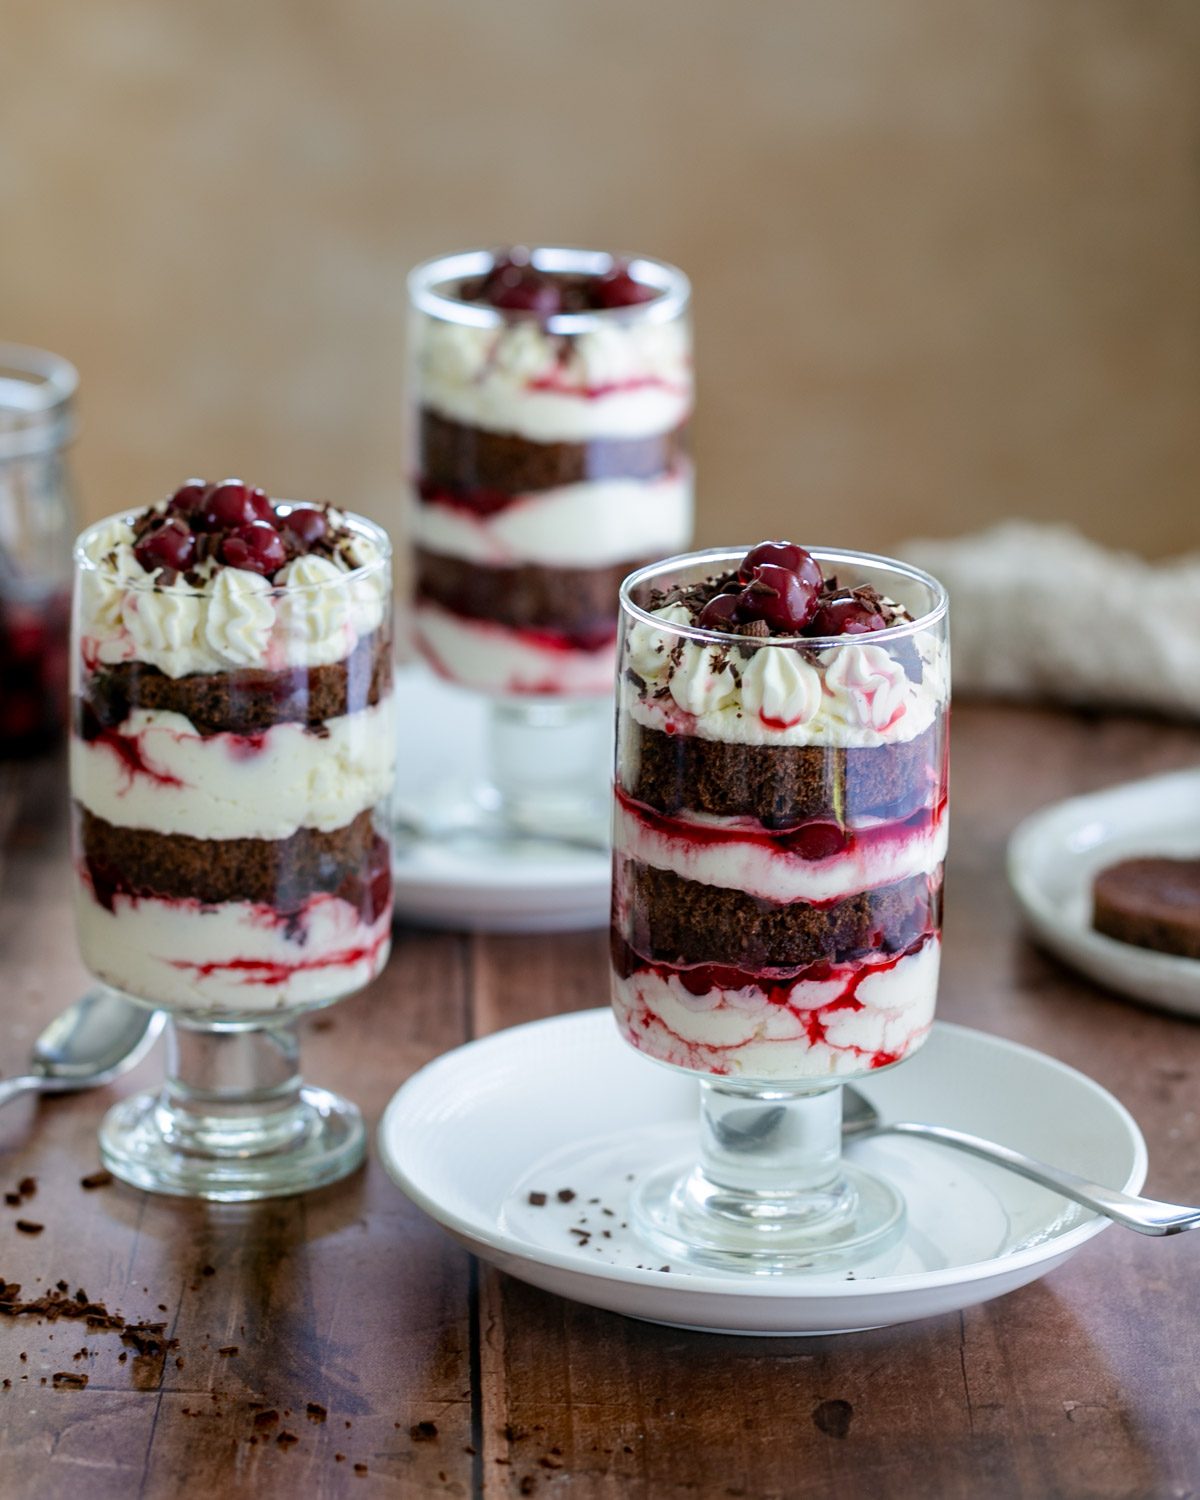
[134,518,196,574]
[220,521,287,576]
[247,486,276,524]
[809,593,889,637]
[199,479,257,532]
[739,541,823,595]
[165,479,209,518]
[477,252,562,316]
[697,592,743,631]
[738,563,820,634]
[594,260,657,309]
[284,505,328,548]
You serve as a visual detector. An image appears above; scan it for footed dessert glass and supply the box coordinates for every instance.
[612,546,949,1271]
[406,246,693,846]
[70,489,394,1200]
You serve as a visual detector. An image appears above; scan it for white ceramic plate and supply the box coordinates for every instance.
[378,1010,1146,1336]
[1008,767,1200,1017]
[391,665,610,933]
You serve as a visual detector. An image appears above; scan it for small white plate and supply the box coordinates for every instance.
[377,1010,1146,1336]
[391,665,610,933]
[1008,767,1200,1017]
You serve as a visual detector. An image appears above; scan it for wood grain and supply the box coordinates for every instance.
[2,705,1200,1497]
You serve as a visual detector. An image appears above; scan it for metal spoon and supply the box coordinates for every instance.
[842,1085,1200,1236]
[0,989,164,1110]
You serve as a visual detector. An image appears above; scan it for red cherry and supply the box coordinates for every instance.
[165,479,209,518]
[220,521,287,576]
[594,261,657,309]
[283,506,328,548]
[697,593,742,631]
[739,541,823,595]
[809,595,889,637]
[248,486,276,524]
[198,479,257,532]
[738,563,819,634]
[490,274,561,315]
[134,518,197,574]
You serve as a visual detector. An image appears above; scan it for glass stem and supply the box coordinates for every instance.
[156,1018,308,1159]
[485,698,612,831]
[697,1080,843,1202]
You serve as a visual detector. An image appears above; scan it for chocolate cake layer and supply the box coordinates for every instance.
[76,805,390,918]
[419,408,689,494]
[620,862,942,970]
[622,718,944,826]
[76,627,392,739]
[416,549,636,637]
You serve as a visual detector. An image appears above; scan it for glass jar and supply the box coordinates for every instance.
[70,495,394,1199]
[0,344,78,756]
[404,246,693,847]
[612,546,949,1271]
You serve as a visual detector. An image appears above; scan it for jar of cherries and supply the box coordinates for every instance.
[0,345,78,758]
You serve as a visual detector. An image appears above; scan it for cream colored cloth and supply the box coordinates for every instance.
[902,522,1200,718]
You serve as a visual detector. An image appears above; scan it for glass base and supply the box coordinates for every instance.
[632,1156,905,1275]
[100,1083,365,1202]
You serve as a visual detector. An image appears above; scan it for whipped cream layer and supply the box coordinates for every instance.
[412,468,692,569]
[613,939,939,1081]
[414,313,692,444]
[623,604,948,749]
[78,512,388,678]
[614,796,947,905]
[75,884,390,1014]
[70,697,396,841]
[415,601,616,696]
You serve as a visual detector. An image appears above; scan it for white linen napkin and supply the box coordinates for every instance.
[902,522,1200,718]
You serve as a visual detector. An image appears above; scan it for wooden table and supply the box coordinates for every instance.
[1,703,1198,1499]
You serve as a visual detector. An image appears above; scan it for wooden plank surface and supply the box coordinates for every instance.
[1,706,1200,1498]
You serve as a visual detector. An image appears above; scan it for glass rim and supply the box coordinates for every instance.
[619,545,949,650]
[407,245,691,333]
[0,342,78,462]
[73,505,392,597]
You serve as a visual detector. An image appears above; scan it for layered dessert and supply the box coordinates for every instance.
[611,542,949,1080]
[70,480,394,1012]
[409,247,693,695]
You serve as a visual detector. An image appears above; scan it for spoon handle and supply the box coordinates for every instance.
[0,1076,43,1110]
[880,1121,1200,1236]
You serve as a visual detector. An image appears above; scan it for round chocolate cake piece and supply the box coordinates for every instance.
[1092,857,1200,960]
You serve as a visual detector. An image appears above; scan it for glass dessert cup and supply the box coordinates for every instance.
[70,497,394,1201]
[612,546,949,1272]
[404,246,694,850]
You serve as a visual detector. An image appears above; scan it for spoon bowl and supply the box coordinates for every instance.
[0,989,164,1108]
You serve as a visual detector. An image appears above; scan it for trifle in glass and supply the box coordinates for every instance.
[612,542,949,1270]
[406,246,692,840]
[70,479,394,1199]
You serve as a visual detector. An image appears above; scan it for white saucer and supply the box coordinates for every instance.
[391,665,610,933]
[378,1010,1146,1336]
[1008,767,1200,1017]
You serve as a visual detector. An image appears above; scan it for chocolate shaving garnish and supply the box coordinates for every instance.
[79,1170,113,1191]
[527,1192,547,1207]
[556,1189,576,1204]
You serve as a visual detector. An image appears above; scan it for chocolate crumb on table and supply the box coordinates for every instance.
[556,1189,576,1203]
[306,1402,327,1422]
[14,1221,43,1236]
[79,1170,113,1190]
[411,1420,438,1441]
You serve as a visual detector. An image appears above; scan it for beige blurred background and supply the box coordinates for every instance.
[3,0,1197,558]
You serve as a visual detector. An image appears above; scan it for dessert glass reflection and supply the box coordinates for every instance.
[612,543,949,1271]
[407,246,692,840]
[70,480,394,1200]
